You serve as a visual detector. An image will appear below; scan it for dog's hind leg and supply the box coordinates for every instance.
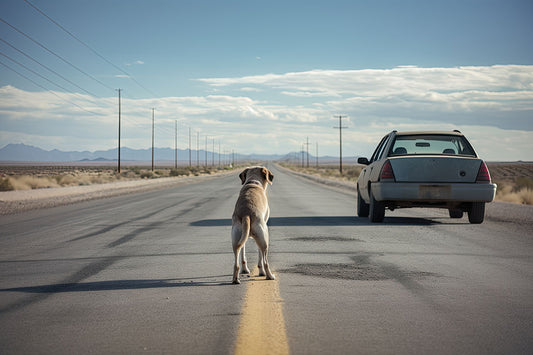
[232,217,250,284]
[254,222,275,280]
[260,248,275,280]
[231,224,243,284]
[232,247,242,284]
[240,243,251,275]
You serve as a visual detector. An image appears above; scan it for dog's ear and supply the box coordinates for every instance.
[262,168,274,185]
[239,169,248,185]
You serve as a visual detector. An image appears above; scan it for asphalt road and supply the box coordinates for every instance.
[1,164,532,354]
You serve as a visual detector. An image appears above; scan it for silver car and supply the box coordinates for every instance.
[356,130,497,223]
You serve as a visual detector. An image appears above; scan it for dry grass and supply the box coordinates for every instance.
[280,163,363,182]
[495,182,533,204]
[489,163,533,205]
[0,165,237,191]
[281,162,533,205]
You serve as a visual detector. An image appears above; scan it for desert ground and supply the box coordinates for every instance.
[0,162,531,214]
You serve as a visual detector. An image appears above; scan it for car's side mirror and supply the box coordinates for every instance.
[357,157,370,165]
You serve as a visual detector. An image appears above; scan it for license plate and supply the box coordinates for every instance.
[419,185,451,199]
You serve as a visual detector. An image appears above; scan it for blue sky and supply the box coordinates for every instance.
[0,0,532,160]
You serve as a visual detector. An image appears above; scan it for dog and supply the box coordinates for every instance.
[231,166,275,284]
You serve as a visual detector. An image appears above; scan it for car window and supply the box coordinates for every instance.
[371,134,391,162]
[369,135,387,162]
[389,135,476,157]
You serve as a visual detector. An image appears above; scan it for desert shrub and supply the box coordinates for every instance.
[56,174,77,186]
[520,189,533,204]
[130,167,142,175]
[170,168,189,176]
[515,177,533,191]
[140,171,154,179]
[344,166,363,180]
[8,175,59,190]
[76,175,93,186]
[494,180,533,205]
[0,177,14,191]
[497,187,533,205]
[120,171,138,179]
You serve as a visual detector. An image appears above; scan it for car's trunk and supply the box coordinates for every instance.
[389,156,482,183]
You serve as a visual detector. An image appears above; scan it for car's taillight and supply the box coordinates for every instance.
[476,161,491,183]
[380,160,395,181]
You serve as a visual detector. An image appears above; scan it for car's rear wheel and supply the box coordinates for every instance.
[448,208,464,219]
[357,186,369,217]
[369,187,385,223]
[468,202,485,224]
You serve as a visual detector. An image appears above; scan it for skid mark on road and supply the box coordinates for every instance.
[234,267,290,355]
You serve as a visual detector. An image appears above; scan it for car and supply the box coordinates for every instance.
[356,130,497,224]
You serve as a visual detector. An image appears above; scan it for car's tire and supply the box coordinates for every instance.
[448,208,464,219]
[369,187,385,223]
[357,186,369,217]
[468,202,485,224]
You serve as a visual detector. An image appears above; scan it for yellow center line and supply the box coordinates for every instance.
[234,267,290,355]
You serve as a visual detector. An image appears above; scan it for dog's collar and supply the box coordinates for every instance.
[245,180,262,187]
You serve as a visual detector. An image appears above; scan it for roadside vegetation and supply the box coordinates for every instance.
[2,162,532,205]
[279,163,363,183]
[281,162,533,205]
[0,165,237,192]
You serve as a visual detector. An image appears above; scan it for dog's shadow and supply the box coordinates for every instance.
[191,216,442,227]
[0,275,233,294]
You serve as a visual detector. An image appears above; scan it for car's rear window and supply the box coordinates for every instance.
[389,135,476,157]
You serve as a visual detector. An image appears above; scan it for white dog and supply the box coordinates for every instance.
[231,166,275,284]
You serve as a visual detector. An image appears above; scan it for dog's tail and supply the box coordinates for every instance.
[237,215,251,248]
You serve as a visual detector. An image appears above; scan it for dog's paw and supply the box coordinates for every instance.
[266,274,276,280]
[232,279,241,285]
[241,268,250,275]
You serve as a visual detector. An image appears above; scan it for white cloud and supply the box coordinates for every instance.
[1,65,532,160]
[125,60,145,66]
[240,87,262,92]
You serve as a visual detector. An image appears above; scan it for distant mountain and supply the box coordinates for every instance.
[0,143,360,164]
[0,143,283,162]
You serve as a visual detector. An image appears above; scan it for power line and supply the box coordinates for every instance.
[22,0,158,98]
[0,37,98,97]
[0,50,73,94]
[0,59,102,116]
[0,17,114,94]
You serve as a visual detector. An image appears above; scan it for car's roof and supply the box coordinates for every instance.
[394,130,464,136]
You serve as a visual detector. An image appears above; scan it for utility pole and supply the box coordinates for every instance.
[205,136,208,167]
[316,142,319,168]
[196,131,199,167]
[116,89,121,173]
[188,127,191,167]
[333,115,348,174]
[301,144,305,168]
[151,108,155,171]
[174,120,178,169]
[212,139,215,166]
[218,141,221,167]
[304,136,310,168]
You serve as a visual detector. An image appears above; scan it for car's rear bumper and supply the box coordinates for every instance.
[372,182,497,202]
